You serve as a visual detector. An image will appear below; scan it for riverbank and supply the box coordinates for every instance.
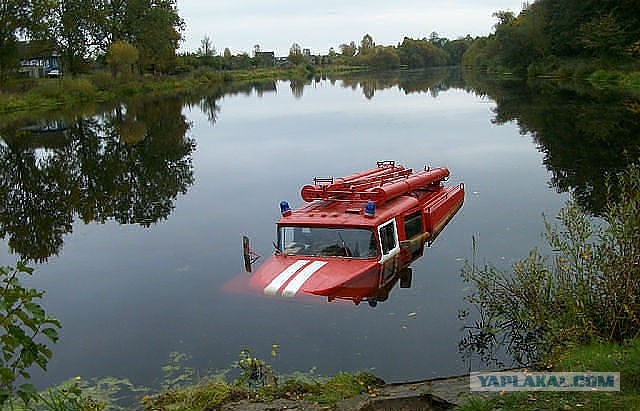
[3,63,638,119]
[587,69,640,93]
[4,339,637,410]
[0,65,366,117]
[137,338,640,411]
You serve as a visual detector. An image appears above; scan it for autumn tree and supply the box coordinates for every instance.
[107,40,138,78]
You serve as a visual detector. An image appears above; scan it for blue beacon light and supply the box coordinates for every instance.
[364,201,376,217]
[280,201,292,217]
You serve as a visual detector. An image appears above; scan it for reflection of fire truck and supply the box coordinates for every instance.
[244,161,464,306]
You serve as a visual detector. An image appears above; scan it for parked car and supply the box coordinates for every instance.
[46,67,60,78]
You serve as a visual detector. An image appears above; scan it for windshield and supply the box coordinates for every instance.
[279,226,378,258]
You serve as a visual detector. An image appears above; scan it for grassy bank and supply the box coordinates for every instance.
[10,340,639,411]
[460,338,640,411]
[465,56,640,95]
[142,371,383,410]
[0,74,208,115]
[588,70,640,93]
[1,370,383,411]
[0,65,367,116]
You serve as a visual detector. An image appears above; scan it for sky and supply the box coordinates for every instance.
[177,1,525,56]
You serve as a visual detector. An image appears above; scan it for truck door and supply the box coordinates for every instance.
[402,210,426,261]
[378,218,399,285]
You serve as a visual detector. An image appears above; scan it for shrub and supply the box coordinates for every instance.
[90,71,117,91]
[1,262,61,406]
[62,78,96,102]
[460,162,640,366]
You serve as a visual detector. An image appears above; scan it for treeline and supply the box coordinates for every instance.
[463,0,640,75]
[181,33,473,72]
[4,3,471,81]
[334,33,473,69]
[0,0,182,78]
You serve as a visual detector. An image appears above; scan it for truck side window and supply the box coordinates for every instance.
[379,221,397,255]
[404,211,423,239]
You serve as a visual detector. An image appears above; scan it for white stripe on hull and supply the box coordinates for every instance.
[282,261,327,297]
[264,260,309,295]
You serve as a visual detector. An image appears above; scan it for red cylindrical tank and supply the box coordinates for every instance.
[301,164,407,202]
[367,167,449,205]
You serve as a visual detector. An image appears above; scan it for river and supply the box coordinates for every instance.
[1,69,638,391]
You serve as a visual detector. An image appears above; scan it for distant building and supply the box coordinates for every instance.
[18,40,61,78]
[254,51,275,67]
[275,56,289,66]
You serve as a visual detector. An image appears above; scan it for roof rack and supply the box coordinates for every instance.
[300,162,449,205]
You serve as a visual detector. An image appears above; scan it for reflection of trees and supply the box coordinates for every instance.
[187,80,278,125]
[290,79,305,99]
[464,71,640,215]
[197,95,222,124]
[0,97,195,262]
[337,69,453,99]
[0,146,74,262]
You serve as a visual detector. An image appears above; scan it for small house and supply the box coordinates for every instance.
[18,40,61,78]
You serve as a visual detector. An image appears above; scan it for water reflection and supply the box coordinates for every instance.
[0,97,195,262]
[184,79,278,125]
[190,69,640,216]
[338,69,454,99]
[224,265,415,308]
[1,70,638,388]
[1,71,636,263]
[463,71,640,215]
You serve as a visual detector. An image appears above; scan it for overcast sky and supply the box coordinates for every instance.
[177,1,525,56]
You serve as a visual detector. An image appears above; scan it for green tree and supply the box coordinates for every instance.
[106,39,138,78]
[492,10,515,28]
[288,42,304,65]
[368,46,400,70]
[443,36,473,65]
[103,0,126,41]
[579,14,626,60]
[0,262,61,406]
[0,0,53,79]
[50,0,108,76]
[359,33,374,55]
[428,31,448,48]
[397,37,448,68]
[0,1,29,78]
[128,0,183,74]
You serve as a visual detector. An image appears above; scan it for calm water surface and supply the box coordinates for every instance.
[2,71,638,390]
